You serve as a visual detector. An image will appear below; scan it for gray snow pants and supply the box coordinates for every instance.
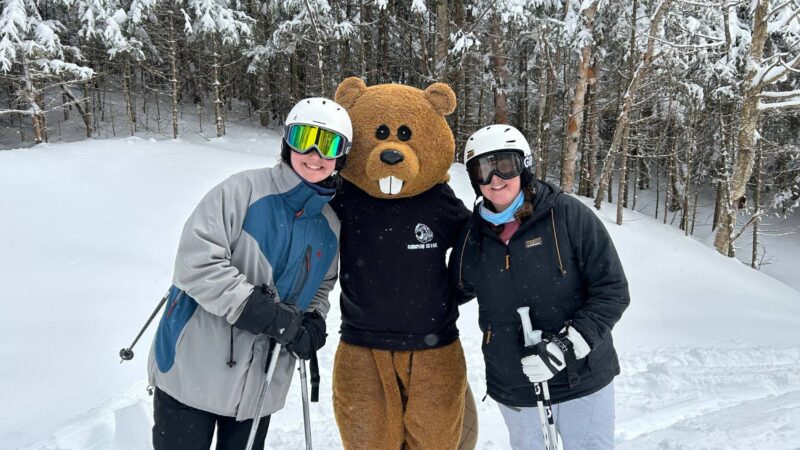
[497,382,615,450]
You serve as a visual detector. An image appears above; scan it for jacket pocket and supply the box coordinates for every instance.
[478,315,532,392]
[154,286,199,373]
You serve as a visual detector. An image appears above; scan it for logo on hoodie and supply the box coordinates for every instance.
[407,223,438,250]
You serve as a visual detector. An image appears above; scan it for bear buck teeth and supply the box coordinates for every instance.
[379,176,404,195]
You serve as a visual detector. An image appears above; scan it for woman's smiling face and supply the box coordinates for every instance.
[479,174,522,212]
[291,149,336,183]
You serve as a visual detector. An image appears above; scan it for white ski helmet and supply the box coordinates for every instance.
[463,125,533,195]
[285,97,353,142]
[463,124,532,166]
[282,97,353,169]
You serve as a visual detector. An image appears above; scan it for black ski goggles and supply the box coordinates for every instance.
[467,151,525,185]
[284,123,350,159]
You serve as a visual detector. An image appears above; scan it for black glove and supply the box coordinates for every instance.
[233,284,303,344]
[285,311,327,360]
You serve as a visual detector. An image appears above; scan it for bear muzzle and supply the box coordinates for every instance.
[365,143,421,196]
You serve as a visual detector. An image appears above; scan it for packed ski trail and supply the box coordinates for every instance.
[2,127,799,449]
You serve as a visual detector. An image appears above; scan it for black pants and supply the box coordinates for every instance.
[153,388,271,450]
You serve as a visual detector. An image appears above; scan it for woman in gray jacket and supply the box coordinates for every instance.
[148,98,351,450]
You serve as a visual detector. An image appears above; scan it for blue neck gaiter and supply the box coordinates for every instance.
[479,191,524,226]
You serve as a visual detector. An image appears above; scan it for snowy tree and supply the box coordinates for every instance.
[561,0,600,193]
[0,0,93,143]
[183,0,253,136]
[713,0,800,256]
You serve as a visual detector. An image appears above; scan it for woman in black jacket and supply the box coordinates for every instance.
[450,124,630,450]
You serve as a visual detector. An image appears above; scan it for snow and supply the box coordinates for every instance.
[2,125,800,449]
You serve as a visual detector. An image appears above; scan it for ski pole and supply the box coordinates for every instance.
[119,289,169,362]
[517,306,563,450]
[540,380,562,450]
[299,359,313,450]
[245,340,282,450]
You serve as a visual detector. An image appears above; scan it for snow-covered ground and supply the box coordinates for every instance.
[2,126,800,449]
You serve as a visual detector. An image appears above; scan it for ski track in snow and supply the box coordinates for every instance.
[22,339,800,449]
[4,130,800,449]
[616,346,800,449]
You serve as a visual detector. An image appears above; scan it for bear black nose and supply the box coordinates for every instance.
[380,150,404,165]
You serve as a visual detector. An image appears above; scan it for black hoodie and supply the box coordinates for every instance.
[332,179,471,350]
[450,178,630,406]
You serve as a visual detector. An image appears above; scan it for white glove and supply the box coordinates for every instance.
[520,326,590,383]
[561,325,591,360]
[521,340,566,382]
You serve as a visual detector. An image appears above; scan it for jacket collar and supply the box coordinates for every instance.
[472,178,563,240]
[270,162,333,216]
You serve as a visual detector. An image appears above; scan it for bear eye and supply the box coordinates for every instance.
[376,125,390,140]
[397,125,412,141]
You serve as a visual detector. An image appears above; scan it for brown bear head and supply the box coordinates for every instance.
[334,77,457,199]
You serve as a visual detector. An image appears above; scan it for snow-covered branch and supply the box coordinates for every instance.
[759,98,800,110]
[760,89,800,98]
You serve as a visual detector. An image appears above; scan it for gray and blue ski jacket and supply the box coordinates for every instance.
[147,162,339,420]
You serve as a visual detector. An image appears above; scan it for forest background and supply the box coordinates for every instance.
[2,0,800,264]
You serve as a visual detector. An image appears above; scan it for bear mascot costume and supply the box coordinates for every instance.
[329,77,478,450]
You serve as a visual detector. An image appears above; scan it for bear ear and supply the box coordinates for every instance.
[424,83,457,116]
[335,77,368,109]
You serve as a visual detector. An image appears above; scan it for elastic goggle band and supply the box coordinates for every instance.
[285,123,349,159]
[467,151,524,185]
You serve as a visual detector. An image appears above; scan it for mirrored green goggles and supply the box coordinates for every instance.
[284,124,350,159]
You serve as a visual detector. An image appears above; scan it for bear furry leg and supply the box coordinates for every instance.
[459,383,479,450]
[333,340,468,450]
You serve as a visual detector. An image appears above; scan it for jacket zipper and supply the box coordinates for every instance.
[287,245,312,304]
[484,323,493,345]
[458,227,472,289]
[165,291,182,318]
[550,209,567,276]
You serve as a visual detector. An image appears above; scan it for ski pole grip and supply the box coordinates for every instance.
[517,306,543,347]
[517,307,535,346]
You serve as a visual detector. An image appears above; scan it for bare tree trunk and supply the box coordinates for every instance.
[752,142,762,268]
[712,181,723,230]
[561,1,597,192]
[578,78,595,197]
[83,82,93,138]
[490,12,508,124]
[691,190,699,235]
[123,56,136,136]
[655,153,660,219]
[540,43,561,180]
[60,84,92,138]
[361,0,375,85]
[21,60,46,144]
[631,136,640,210]
[669,138,681,212]
[169,27,178,139]
[452,0,466,150]
[213,38,225,137]
[594,0,672,209]
[622,129,631,209]
[714,0,770,254]
[515,43,529,136]
[378,6,389,82]
[302,0,327,94]
[616,125,630,225]
[681,125,695,233]
[435,0,448,81]
[170,14,180,140]
[534,40,550,179]
[62,91,70,121]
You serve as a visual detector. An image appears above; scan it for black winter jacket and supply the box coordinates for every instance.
[450,178,629,406]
